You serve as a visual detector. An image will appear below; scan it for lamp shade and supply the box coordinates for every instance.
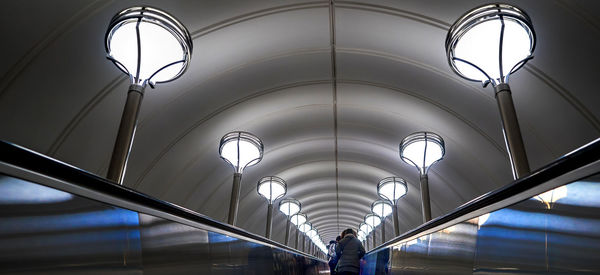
[365,213,382,228]
[279,198,301,216]
[105,6,193,86]
[400,132,445,174]
[358,230,367,239]
[359,222,373,235]
[311,235,321,242]
[306,229,317,238]
[299,222,312,233]
[377,177,408,204]
[371,200,393,218]
[290,213,307,226]
[257,176,286,204]
[219,131,263,173]
[446,3,535,86]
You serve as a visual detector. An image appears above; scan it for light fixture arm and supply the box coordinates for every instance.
[452,57,495,87]
[106,84,145,184]
[505,56,534,84]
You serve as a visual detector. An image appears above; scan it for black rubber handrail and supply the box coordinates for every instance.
[0,140,325,262]
[368,137,600,253]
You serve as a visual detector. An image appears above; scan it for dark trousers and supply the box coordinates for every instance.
[328,260,337,275]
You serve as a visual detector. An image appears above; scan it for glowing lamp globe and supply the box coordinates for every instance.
[219,131,263,173]
[257,176,286,204]
[400,132,445,174]
[290,213,307,226]
[446,3,535,86]
[306,229,317,238]
[279,198,301,217]
[365,213,382,228]
[371,200,393,218]
[105,6,193,86]
[299,222,312,233]
[377,177,408,205]
[360,222,373,235]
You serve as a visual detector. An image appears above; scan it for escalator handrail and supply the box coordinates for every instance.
[369,137,600,252]
[0,140,325,262]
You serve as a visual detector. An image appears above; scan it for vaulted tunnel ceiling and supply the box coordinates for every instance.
[1,0,599,245]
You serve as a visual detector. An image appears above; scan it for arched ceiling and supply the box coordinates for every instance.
[1,0,599,244]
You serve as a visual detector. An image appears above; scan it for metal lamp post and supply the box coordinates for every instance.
[377,177,408,236]
[279,198,300,246]
[358,230,366,246]
[105,6,193,184]
[371,200,393,243]
[446,3,535,179]
[359,222,372,250]
[400,132,445,223]
[359,222,373,238]
[219,131,263,225]
[299,222,312,252]
[291,213,307,249]
[257,176,286,239]
[365,213,381,247]
[358,229,367,249]
[307,228,318,252]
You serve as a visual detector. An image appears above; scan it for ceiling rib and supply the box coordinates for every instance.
[329,0,340,235]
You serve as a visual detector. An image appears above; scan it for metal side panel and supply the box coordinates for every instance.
[0,172,330,274]
[363,172,600,275]
[0,175,143,274]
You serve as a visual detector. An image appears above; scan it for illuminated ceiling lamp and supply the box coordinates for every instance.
[446,3,535,179]
[365,213,382,247]
[359,222,373,235]
[371,200,393,243]
[291,213,307,227]
[291,212,307,249]
[257,176,286,239]
[377,177,408,236]
[105,6,192,184]
[298,221,312,253]
[299,221,312,234]
[279,198,301,246]
[359,222,373,249]
[219,131,264,225]
[400,132,444,223]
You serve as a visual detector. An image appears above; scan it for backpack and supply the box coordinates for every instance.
[328,243,337,262]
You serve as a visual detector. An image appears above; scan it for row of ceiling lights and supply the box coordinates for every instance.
[219,131,327,254]
[217,129,444,247]
[100,2,536,251]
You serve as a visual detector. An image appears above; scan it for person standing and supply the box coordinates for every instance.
[327,236,341,274]
[335,228,365,275]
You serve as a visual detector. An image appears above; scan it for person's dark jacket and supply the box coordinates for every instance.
[335,233,365,273]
